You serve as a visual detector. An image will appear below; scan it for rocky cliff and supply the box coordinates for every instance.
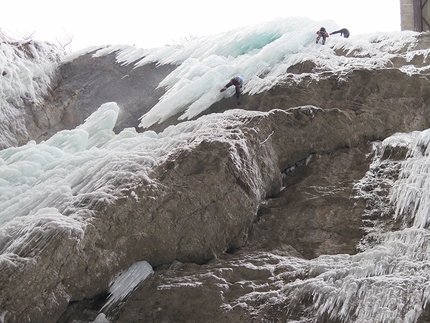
[1,26,430,323]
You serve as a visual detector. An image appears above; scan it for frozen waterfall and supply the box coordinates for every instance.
[2,16,430,323]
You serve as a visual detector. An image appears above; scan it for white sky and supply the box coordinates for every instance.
[2,0,401,51]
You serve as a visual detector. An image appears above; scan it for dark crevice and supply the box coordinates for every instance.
[56,292,109,323]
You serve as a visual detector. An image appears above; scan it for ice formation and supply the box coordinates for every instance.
[1,16,430,323]
[67,17,418,129]
[101,261,154,312]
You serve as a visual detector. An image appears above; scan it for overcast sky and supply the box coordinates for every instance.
[2,0,401,51]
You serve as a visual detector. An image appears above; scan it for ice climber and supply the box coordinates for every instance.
[220,76,243,105]
[316,27,329,45]
[330,28,350,38]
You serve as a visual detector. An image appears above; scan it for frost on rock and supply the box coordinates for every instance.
[153,128,430,323]
[0,40,65,148]
[262,129,430,323]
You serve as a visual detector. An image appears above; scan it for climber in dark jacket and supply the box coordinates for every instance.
[220,76,243,105]
[330,28,350,38]
[316,27,329,45]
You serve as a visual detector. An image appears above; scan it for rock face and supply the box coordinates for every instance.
[37,50,176,141]
[2,34,430,323]
[0,42,175,149]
